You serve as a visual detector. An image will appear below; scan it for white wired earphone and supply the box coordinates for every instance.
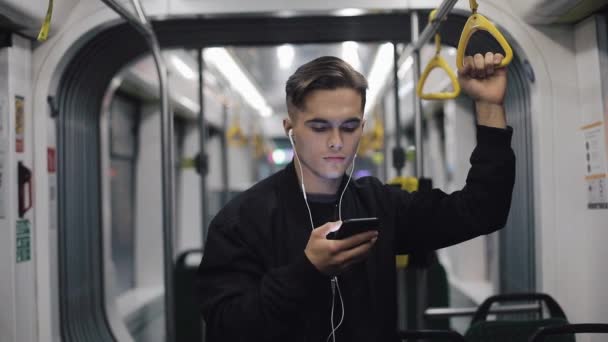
[288,128,358,342]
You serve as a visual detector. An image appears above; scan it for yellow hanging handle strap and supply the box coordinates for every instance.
[389,176,420,269]
[226,118,248,147]
[37,0,54,42]
[469,0,479,13]
[456,0,513,70]
[416,10,461,101]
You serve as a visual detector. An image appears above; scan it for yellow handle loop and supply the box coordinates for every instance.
[416,9,461,100]
[416,54,461,100]
[456,3,513,70]
[37,0,54,42]
[435,33,442,55]
[226,118,248,147]
[388,175,418,269]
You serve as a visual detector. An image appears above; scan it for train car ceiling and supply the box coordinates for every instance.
[510,0,608,24]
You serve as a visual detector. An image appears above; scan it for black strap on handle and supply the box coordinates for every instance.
[471,293,567,324]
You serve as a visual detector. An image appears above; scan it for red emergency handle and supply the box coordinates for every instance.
[18,162,33,218]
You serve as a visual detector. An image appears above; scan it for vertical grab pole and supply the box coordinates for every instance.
[134,6,177,341]
[221,104,229,206]
[393,37,407,331]
[197,49,210,245]
[412,12,424,178]
[99,1,180,340]
[156,40,177,342]
[99,0,177,340]
[392,41,403,176]
[410,11,428,331]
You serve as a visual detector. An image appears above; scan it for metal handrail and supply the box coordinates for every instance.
[414,0,459,51]
[398,0,459,69]
[411,0,459,178]
[425,303,542,320]
[99,1,176,341]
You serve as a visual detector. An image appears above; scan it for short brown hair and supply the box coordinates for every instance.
[285,56,368,118]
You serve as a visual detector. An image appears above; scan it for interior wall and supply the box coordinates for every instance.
[0,34,36,342]
[464,0,608,330]
[563,16,608,333]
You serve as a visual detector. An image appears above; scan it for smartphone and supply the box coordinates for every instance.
[327,217,380,240]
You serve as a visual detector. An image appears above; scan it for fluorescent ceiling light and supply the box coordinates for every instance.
[334,8,366,16]
[342,41,361,71]
[204,48,273,117]
[204,70,218,87]
[397,56,413,78]
[170,54,197,80]
[398,81,414,97]
[364,42,394,115]
[277,44,295,70]
[178,95,200,113]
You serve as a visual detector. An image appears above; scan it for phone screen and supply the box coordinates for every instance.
[327,217,379,240]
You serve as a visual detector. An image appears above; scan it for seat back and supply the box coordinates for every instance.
[175,249,204,342]
[398,329,466,341]
[530,323,608,342]
[466,318,572,342]
[464,293,572,342]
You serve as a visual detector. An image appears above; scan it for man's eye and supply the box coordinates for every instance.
[310,126,329,132]
[341,123,361,132]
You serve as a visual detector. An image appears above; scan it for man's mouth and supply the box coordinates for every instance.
[324,156,346,163]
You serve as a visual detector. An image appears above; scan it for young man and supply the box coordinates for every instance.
[197,53,515,342]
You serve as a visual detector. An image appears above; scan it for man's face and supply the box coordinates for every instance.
[286,87,364,181]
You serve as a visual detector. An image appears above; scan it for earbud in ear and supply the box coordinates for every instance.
[288,129,295,147]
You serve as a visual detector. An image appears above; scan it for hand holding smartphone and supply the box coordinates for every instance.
[327,217,380,240]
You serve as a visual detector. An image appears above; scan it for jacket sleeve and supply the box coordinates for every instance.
[389,125,516,254]
[196,216,328,341]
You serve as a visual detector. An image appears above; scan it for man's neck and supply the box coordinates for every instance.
[294,160,341,195]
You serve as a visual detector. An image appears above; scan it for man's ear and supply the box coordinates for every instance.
[283,118,293,136]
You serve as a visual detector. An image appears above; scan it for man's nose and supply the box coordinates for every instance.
[328,129,343,150]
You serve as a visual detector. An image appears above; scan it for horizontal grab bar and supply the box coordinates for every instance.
[425,303,541,319]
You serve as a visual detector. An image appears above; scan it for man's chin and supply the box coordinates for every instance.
[319,168,346,180]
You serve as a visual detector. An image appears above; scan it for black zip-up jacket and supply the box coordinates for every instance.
[197,125,515,342]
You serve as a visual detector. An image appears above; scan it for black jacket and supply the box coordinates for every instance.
[197,125,515,342]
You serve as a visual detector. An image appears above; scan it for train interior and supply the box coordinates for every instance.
[1,0,608,341]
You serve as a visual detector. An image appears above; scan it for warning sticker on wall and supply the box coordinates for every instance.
[16,219,31,263]
[15,96,24,153]
[48,147,56,173]
[582,121,608,209]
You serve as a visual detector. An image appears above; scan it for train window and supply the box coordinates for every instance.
[108,93,140,297]
[102,67,180,340]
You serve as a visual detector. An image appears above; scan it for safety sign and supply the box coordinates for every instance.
[15,96,24,153]
[582,121,608,209]
[16,219,31,262]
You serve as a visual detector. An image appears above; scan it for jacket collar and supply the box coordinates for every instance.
[278,161,352,225]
